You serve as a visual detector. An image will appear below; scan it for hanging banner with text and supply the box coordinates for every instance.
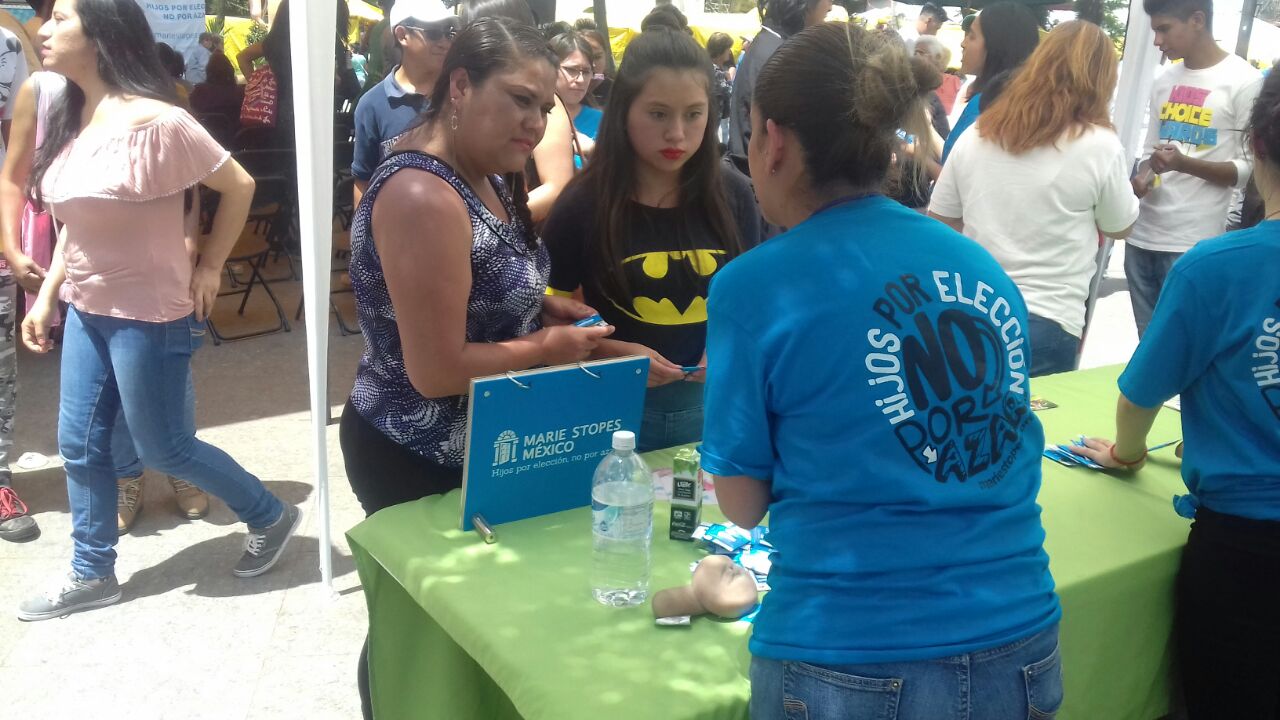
[135,1,204,76]
[460,357,649,531]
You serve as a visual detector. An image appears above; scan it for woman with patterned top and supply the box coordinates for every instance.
[339,17,611,518]
[16,0,298,622]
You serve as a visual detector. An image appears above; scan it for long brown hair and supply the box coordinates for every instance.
[570,28,741,304]
[979,21,1117,155]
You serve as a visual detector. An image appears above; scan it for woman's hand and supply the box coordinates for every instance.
[6,252,46,294]
[1074,437,1146,472]
[20,299,55,353]
[535,324,614,366]
[190,264,222,322]
[540,294,597,327]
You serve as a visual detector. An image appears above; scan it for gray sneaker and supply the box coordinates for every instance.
[17,571,122,622]
[233,504,301,578]
[0,485,40,542]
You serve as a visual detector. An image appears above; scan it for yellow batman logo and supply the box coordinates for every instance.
[613,250,725,326]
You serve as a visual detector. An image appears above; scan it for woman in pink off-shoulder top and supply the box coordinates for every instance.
[15,0,300,623]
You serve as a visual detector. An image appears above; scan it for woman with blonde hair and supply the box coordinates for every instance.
[930,20,1139,375]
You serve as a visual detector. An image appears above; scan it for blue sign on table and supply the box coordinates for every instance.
[459,357,649,531]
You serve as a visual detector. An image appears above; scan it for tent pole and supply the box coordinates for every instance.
[1236,0,1258,58]
[594,0,609,36]
[289,0,338,594]
[1081,0,1161,349]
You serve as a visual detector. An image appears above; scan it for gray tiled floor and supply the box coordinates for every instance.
[0,248,1140,720]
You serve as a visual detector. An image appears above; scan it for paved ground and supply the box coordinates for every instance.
[0,248,1141,720]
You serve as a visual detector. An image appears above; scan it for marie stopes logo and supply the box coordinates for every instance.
[493,431,520,466]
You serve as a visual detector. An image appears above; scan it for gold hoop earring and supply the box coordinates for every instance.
[450,112,459,131]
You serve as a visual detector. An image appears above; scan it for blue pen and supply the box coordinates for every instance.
[680,365,705,374]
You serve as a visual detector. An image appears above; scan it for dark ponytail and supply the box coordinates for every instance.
[753,21,936,193]
[969,2,1040,97]
[28,0,177,205]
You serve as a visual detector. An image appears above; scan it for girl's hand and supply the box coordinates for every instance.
[21,300,55,353]
[606,341,685,388]
[1074,437,1147,472]
[190,264,222,322]
[683,352,708,383]
[541,294,597,327]
[7,253,47,295]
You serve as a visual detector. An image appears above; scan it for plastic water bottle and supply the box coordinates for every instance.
[590,431,654,607]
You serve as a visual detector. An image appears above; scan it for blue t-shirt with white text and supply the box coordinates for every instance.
[701,196,1060,665]
[1119,221,1280,521]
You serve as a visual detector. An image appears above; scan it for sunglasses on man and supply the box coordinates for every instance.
[404,22,458,43]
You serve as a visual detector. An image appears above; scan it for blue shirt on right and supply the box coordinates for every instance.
[1119,221,1280,521]
[701,195,1060,665]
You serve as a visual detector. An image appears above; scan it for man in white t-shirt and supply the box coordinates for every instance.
[1126,0,1263,335]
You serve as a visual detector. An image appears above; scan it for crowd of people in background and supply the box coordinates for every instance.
[0,0,1275,717]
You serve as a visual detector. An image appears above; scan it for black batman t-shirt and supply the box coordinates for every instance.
[544,171,762,367]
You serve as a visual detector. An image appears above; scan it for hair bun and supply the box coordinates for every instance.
[910,53,943,94]
[852,40,921,130]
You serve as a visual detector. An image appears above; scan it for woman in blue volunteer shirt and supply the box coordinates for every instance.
[1077,70,1280,720]
[701,22,1062,720]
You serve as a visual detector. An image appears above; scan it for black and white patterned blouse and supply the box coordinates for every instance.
[349,151,550,467]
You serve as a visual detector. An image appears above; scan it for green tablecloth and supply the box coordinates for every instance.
[348,365,1191,720]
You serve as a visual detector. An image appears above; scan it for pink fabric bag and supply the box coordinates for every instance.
[239,66,278,128]
[20,72,62,322]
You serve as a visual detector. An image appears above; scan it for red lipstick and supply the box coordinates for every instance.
[660,148,686,160]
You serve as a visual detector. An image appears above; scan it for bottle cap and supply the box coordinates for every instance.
[612,430,636,451]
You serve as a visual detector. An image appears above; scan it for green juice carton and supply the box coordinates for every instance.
[669,447,703,541]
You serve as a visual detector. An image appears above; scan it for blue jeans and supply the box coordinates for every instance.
[749,625,1062,720]
[1124,245,1182,337]
[110,375,195,480]
[59,307,283,579]
[638,381,704,453]
[1027,315,1079,377]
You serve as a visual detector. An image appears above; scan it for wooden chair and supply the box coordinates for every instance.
[207,178,293,344]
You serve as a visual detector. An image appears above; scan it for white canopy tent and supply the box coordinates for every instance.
[288,0,338,589]
[284,0,1203,588]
